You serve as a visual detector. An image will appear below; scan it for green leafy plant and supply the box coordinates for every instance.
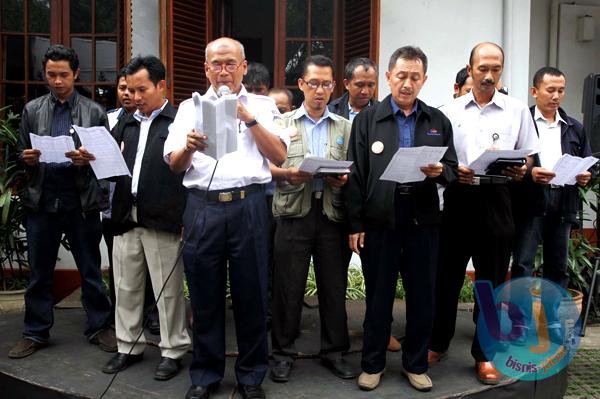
[0,106,28,291]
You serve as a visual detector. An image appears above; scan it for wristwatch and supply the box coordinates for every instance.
[245,119,258,128]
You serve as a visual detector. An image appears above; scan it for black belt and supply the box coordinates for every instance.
[396,184,413,195]
[190,184,262,202]
[473,175,511,185]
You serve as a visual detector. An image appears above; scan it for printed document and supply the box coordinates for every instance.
[29,133,75,163]
[194,92,238,160]
[298,156,353,175]
[71,125,131,179]
[551,154,598,186]
[468,149,532,174]
[380,146,448,184]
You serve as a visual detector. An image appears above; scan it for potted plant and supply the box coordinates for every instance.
[0,106,29,312]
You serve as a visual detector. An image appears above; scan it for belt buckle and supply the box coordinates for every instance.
[218,192,233,202]
[314,191,323,199]
[472,176,481,186]
[240,190,246,199]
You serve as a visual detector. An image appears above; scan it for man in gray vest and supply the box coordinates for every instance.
[269,55,355,383]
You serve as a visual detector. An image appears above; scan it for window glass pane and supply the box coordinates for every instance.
[311,40,332,59]
[28,35,49,80]
[70,0,91,33]
[95,0,116,33]
[76,85,93,99]
[95,86,115,110]
[311,0,333,38]
[286,0,306,38]
[1,0,24,32]
[28,0,50,33]
[3,36,24,80]
[285,41,306,86]
[71,37,92,81]
[96,38,116,82]
[4,83,26,112]
[27,83,48,101]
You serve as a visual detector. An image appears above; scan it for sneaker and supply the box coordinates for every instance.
[8,338,46,359]
[402,368,433,391]
[90,327,118,352]
[357,370,384,391]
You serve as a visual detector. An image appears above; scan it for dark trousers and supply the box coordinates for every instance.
[183,188,269,387]
[361,194,439,374]
[430,183,514,362]
[271,197,350,361]
[102,218,117,315]
[24,209,111,342]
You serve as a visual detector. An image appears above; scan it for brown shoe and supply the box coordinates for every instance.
[387,336,401,352]
[476,361,501,385]
[90,328,118,352]
[8,338,46,359]
[427,349,448,365]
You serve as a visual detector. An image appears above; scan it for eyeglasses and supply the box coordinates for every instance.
[302,79,334,90]
[208,62,243,73]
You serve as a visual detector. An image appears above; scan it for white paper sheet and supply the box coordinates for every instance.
[195,92,238,160]
[298,156,353,175]
[468,149,533,174]
[379,146,448,184]
[29,133,75,163]
[551,154,598,186]
[71,125,131,179]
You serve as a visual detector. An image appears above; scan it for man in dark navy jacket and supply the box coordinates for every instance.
[345,46,457,392]
[102,55,191,380]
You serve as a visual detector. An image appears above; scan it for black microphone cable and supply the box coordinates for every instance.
[98,159,220,399]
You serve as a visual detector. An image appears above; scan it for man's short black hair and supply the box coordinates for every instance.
[387,46,428,74]
[125,55,165,86]
[116,66,128,84]
[468,42,504,67]
[301,55,334,79]
[243,62,271,88]
[42,44,79,72]
[344,57,378,81]
[533,66,564,88]
[268,87,294,105]
[455,67,469,89]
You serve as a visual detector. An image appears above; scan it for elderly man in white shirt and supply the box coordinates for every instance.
[428,42,540,385]
[164,37,288,399]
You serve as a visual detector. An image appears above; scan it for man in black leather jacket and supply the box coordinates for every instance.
[9,45,115,359]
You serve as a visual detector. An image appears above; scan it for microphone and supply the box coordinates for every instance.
[217,85,231,97]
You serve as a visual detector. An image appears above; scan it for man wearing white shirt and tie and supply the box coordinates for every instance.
[428,42,540,384]
[164,37,288,399]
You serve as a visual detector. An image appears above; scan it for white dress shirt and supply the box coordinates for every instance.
[534,107,565,170]
[444,90,540,166]
[131,100,168,195]
[163,85,290,190]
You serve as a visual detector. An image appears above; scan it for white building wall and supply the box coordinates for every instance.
[131,0,161,57]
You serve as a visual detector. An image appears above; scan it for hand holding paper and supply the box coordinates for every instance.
[71,125,131,179]
[550,154,598,186]
[29,133,76,164]
[379,146,448,184]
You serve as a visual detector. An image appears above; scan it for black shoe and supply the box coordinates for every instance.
[185,383,219,399]
[237,384,265,399]
[154,356,181,380]
[270,360,293,382]
[321,357,356,379]
[102,352,143,374]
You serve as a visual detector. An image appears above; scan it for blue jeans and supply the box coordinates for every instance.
[23,210,112,342]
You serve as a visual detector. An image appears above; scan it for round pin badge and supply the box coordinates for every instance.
[371,141,384,154]
[336,136,344,145]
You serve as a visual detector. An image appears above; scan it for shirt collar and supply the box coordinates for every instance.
[534,106,565,126]
[390,97,417,117]
[206,85,247,100]
[133,99,168,122]
[50,90,77,107]
[293,103,330,124]
[464,90,505,110]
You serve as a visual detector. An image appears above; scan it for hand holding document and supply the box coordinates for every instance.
[468,149,532,174]
[298,156,353,176]
[194,91,238,160]
[71,125,131,179]
[29,133,75,163]
[379,146,448,184]
[550,154,598,186]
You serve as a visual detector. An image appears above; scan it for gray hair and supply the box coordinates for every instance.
[205,38,245,61]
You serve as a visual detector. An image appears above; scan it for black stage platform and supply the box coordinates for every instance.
[0,300,567,398]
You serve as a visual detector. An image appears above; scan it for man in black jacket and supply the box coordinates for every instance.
[328,57,378,122]
[9,45,115,359]
[345,46,457,392]
[101,56,191,380]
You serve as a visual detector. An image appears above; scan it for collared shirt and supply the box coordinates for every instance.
[107,107,126,131]
[444,90,540,166]
[390,97,417,148]
[534,107,565,169]
[164,85,290,190]
[131,100,168,195]
[347,100,373,123]
[294,103,331,191]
